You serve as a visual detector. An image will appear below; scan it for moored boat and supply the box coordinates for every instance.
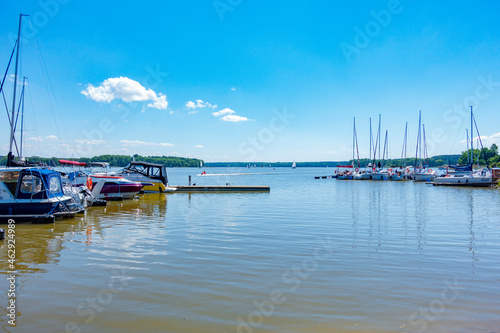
[111,161,168,193]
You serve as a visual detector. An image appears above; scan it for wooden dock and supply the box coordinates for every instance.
[168,185,270,192]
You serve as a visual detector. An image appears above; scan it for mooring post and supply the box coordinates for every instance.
[189,175,191,186]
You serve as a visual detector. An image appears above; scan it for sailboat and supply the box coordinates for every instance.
[413,111,437,182]
[1,14,82,221]
[353,117,371,180]
[292,160,296,169]
[371,129,390,180]
[390,122,411,181]
[433,107,492,187]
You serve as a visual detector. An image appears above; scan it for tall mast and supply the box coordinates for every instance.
[8,14,28,166]
[470,106,473,166]
[352,117,355,165]
[354,118,360,167]
[423,124,428,165]
[414,111,421,169]
[401,122,408,166]
[466,129,469,165]
[369,117,372,165]
[20,76,26,159]
[382,130,388,167]
[378,114,381,161]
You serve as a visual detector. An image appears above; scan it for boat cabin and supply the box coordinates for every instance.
[121,161,168,186]
[0,168,65,200]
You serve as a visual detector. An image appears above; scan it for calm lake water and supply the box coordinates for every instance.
[1,167,500,333]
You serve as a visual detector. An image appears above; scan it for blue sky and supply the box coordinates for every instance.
[1,1,500,162]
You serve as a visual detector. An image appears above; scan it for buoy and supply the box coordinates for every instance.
[428,169,433,173]
[86,177,93,189]
[0,228,5,240]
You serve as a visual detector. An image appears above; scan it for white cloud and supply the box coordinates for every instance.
[220,114,249,122]
[45,135,58,140]
[81,77,168,110]
[188,111,198,115]
[185,99,216,110]
[27,136,43,142]
[231,87,236,91]
[120,140,174,147]
[194,145,204,148]
[147,94,168,110]
[212,108,235,117]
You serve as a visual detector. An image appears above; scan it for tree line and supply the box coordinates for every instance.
[0,154,203,168]
[2,146,499,168]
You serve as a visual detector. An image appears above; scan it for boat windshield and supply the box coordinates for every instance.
[19,174,43,194]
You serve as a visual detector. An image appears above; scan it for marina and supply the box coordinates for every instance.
[1,2,500,332]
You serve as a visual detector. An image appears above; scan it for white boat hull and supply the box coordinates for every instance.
[413,173,436,182]
[433,175,492,187]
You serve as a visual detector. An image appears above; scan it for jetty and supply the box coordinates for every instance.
[168,185,270,192]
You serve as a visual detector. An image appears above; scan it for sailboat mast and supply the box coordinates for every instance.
[414,111,421,169]
[8,14,24,158]
[352,117,355,165]
[423,124,428,164]
[19,76,26,159]
[470,106,473,166]
[382,130,388,166]
[378,114,381,161]
[369,117,372,165]
[354,118,360,167]
[466,129,469,165]
[401,122,408,166]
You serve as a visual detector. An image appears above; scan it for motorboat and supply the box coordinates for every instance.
[60,160,146,200]
[433,168,492,187]
[112,161,169,193]
[0,167,83,218]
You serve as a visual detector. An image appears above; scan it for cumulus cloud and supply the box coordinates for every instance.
[194,145,204,148]
[81,77,168,110]
[212,108,235,117]
[220,114,249,122]
[211,107,251,122]
[147,94,168,110]
[120,140,174,147]
[186,99,217,110]
[45,135,58,140]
